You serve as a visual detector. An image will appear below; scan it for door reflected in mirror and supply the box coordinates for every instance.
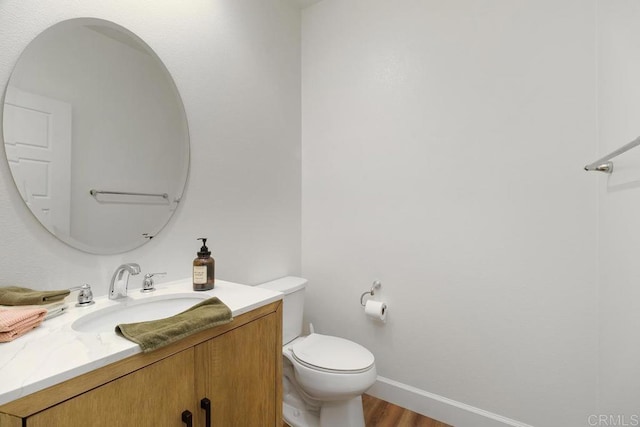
[2,18,190,254]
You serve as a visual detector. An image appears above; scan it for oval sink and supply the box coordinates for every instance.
[72,293,209,333]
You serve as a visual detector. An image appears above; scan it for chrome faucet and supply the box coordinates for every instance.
[109,263,141,300]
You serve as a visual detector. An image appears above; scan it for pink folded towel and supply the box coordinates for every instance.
[0,302,68,321]
[0,307,47,343]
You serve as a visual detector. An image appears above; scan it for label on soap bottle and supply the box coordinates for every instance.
[193,266,207,285]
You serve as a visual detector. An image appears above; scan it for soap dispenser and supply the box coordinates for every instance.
[193,238,215,291]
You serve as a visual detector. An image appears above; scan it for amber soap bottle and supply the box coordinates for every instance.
[193,238,215,291]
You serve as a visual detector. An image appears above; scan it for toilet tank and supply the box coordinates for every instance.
[257,276,307,345]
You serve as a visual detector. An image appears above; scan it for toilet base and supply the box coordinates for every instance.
[283,400,319,427]
[283,375,365,427]
[283,372,320,427]
[283,398,365,427]
[319,396,365,427]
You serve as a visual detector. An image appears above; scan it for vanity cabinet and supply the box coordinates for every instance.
[0,301,282,427]
[28,349,195,427]
[196,307,278,426]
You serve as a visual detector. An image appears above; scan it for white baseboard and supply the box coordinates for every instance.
[367,376,534,427]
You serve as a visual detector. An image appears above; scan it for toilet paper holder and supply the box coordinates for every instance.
[360,280,381,306]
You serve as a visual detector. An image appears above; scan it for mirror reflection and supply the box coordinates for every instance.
[2,18,189,254]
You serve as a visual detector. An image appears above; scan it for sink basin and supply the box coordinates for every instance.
[71,293,209,333]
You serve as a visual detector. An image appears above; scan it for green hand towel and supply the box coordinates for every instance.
[0,286,70,306]
[115,297,233,353]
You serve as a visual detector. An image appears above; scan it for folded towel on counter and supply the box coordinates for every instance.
[116,297,233,353]
[0,307,47,342]
[0,302,69,321]
[0,286,70,306]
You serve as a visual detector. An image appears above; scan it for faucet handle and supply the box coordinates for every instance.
[141,272,166,293]
[75,284,95,307]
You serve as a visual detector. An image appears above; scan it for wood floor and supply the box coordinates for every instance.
[362,394,451,427]
[283,394,452,427]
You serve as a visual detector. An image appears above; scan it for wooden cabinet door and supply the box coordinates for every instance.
[195,313,279,426]
[27,349,196,427]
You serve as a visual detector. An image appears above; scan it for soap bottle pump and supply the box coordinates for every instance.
[193,238,215,291]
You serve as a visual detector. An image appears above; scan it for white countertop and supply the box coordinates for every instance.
[0,279,282,406]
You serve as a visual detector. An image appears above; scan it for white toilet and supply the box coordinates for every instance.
[258,276,377,427]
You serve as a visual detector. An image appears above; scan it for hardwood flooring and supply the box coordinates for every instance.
[362,394,451,427]
[283,394,452,427]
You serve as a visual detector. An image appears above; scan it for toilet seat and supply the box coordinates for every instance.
[291,333,375,374]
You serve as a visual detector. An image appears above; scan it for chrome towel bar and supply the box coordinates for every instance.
[90,189,169,199]
[584,135,640,174]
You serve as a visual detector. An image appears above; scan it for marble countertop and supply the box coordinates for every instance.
[0,278,283,406]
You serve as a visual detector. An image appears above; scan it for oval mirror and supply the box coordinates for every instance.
[2,18,189,254]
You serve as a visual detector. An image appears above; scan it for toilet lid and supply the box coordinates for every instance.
[291,333,375,372]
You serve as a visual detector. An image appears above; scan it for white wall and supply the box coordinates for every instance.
[598,0,640,421]
[0,0,301,291]
[301,1,598,426]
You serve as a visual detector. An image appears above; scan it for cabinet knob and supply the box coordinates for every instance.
[201,398,211,427]
[181,410,193,427]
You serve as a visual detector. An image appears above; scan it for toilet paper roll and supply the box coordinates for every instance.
[364,300,387,321]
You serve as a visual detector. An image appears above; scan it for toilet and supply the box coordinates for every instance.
[258,276,377,427]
